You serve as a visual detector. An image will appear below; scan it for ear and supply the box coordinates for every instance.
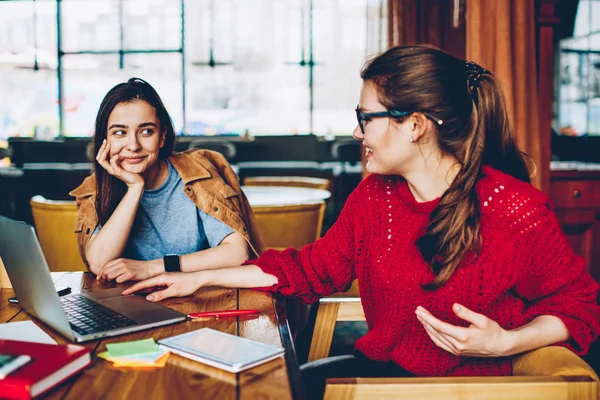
[407,113,430,142]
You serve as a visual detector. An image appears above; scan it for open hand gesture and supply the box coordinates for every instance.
[415,304,511,357]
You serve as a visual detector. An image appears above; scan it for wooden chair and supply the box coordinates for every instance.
[308,280,362,362]
[324,346,600,399]
[244,176,331,192]
[30,195,87,272]
[252,201,327,250]
[324,374,598,399]
[311,291,600,399]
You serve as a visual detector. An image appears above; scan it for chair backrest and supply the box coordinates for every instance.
[244,176,331,192]
[252,201,326,249]
[331,139,361,162]
[29,195,87,272]
[187,139,237,161]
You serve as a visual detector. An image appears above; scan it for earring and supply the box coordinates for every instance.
[409,136,414,142]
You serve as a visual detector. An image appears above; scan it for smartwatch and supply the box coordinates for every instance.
[163,254,181,272]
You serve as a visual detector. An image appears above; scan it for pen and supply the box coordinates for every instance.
[187,309,260,319]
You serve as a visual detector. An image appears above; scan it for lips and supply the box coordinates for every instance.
[365,146,373,157]
[122,156,147,164]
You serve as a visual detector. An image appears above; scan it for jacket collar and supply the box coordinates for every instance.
[69,174,97,198]
[169,150,212,184]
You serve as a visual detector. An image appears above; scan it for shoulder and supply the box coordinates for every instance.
[343,174,395,211]
[69,174,97,199]
[170,148,231,172]
[477,166,552,233]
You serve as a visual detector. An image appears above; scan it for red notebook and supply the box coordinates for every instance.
[0,340,91,400]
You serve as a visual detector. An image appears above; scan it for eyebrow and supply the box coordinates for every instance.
[108,122,158,130]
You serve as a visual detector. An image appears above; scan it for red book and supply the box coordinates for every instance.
[0,340,91,400]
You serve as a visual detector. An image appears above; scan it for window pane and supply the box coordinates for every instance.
[185,0,310,136]
[573,0,592,37]
[61,0,120,52]
[313,0,387,136]
[62,53,182,137]
[0,0,58,139]
[123,0,182,50]
[186,65,309,135]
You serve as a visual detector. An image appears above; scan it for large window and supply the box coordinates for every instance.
[556,0,600,137]
[0,0,387,139]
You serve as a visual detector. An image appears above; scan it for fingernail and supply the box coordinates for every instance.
[454,304,462,312]
[146,295,154,301]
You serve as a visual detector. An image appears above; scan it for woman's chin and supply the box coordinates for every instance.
[121,164,147,174]
[365,161,380,175]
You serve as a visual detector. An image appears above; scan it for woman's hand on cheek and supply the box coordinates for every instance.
[415,303,512,357]
[96,140,144,188]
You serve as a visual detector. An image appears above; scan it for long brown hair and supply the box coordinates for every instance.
[93,78,176,225]
[361,45,531,289]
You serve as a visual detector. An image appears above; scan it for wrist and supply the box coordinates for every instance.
[163,254,181,272]
[153,258,165,275]
[126,182,145,194]
[194,270,211,287]
[501,329,520,356]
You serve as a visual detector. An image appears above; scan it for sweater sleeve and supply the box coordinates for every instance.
[513,200,600,355]
[246,185,361,304]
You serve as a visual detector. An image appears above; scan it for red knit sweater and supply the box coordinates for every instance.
[253,166,600,376]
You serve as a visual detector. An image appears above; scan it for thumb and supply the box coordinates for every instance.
[121,275,163,295]
[453,303,488,327]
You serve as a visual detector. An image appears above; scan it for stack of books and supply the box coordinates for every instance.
[0,339,91,400]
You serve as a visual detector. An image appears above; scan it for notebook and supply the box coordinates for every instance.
[158,328,285,373]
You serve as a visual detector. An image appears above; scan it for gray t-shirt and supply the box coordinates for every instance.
[117,160,235,260]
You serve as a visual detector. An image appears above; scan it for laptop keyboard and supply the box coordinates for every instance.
[61,294,137,336]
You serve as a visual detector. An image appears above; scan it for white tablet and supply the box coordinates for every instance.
[158,328,285,373]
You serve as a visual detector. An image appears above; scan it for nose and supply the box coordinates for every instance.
[352,125,364,141]
[125,132,141,151]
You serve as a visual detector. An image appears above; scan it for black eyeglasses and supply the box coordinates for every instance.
[355,106,443,134]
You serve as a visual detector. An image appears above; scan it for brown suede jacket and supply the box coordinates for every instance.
[69,149,264,267]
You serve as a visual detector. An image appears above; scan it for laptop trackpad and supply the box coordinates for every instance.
[99,295,180,324]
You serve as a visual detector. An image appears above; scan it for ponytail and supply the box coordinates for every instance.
[418,64,531,290]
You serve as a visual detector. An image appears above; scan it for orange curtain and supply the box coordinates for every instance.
[466,0,544,190]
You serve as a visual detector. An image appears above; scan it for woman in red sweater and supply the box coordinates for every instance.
[124,45,600,396]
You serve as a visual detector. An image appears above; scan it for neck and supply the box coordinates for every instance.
[143,160,168,190]
[404,154,460,203]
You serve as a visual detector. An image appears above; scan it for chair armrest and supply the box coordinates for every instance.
[512,346,599,382]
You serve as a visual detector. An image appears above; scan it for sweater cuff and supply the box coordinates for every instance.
[242,250,290,294]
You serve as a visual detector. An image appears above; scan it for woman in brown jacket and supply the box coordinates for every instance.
[70,78,262,283]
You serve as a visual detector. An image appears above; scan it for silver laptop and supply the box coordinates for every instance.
[0,216,186,342]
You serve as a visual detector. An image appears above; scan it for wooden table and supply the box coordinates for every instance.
[0,273,306,400]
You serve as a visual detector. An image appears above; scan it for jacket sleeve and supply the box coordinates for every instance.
[513,201,600,355]
[247,186,361,304]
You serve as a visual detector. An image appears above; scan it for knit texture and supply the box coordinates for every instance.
[251,166,600,376]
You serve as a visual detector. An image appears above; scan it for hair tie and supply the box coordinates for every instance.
[465,61,490,90]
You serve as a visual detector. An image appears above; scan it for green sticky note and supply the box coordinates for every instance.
[106,338,159,357]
